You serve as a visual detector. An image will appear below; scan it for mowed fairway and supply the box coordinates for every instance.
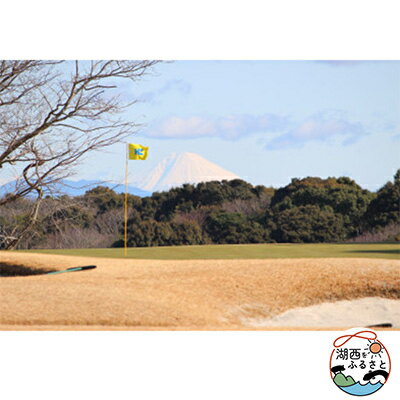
[1,243,399,330]
[17,242,400,260]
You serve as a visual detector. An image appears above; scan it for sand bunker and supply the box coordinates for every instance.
[242,297,400,328]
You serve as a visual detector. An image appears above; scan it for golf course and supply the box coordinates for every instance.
[1,243,399,330]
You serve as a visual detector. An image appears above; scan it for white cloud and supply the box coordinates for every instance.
[144,111,368,150]
[146,113,289,140]
[267,111,367,149]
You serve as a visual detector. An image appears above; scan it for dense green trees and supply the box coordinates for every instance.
[121,220,204,247]
[363,169,400,229]
[152,179,265,221]
[83,186,123,213]
[270,176,374,236]
[1,173,398,249]
[269,205,346,243]
[111,176,392,246]
[204,211,268,244]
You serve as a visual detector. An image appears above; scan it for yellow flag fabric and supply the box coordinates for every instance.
[128,144,149,160]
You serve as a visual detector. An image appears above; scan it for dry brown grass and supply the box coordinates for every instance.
[0,251,399,330]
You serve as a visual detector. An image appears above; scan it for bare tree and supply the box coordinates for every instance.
[0,60,159,248]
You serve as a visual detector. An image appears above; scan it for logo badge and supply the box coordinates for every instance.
[330,329,391,396]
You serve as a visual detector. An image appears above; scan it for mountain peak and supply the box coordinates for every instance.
[136,152,240,192]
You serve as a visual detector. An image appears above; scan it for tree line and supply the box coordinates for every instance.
[1,170,399,249]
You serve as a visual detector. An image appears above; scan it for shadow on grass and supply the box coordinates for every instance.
[347,249,400,255]
[0,262,55,277]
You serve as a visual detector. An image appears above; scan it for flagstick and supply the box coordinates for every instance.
[124,143,129,257]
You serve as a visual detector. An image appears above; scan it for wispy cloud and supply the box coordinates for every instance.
[144,111,368,149]
[266,111,367,150]
[145,114,289,140]
[139,79,191,103]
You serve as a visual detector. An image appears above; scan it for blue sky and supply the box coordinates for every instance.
[79,61,399,191]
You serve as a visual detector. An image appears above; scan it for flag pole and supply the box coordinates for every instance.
[124,143,129,256]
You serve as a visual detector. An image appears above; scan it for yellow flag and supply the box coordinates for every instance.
[128,143,149,160]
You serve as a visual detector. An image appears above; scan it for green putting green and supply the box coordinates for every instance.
[16,242,400,260]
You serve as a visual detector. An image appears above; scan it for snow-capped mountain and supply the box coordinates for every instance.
[135,152,241,192]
